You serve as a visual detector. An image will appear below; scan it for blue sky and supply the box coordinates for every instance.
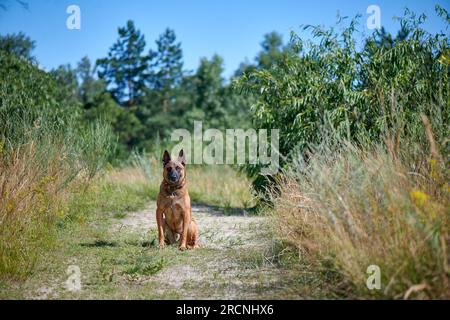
[0,0,448,77]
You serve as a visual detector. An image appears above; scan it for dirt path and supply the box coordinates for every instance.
[1,202,316,299]
[112,202,266,249]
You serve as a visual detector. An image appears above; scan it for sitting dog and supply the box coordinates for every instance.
[156,149,199,250]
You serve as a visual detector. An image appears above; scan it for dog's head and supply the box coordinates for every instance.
[162,149,186,184]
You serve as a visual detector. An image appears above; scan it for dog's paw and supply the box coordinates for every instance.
[179,245,187,251]
[158,242,166,249]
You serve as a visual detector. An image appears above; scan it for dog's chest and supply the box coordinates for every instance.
[163,198,184,227]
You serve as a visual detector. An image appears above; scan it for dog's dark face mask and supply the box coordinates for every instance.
[162,150,186,184]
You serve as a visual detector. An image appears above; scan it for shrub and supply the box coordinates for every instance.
[235,8,449,193]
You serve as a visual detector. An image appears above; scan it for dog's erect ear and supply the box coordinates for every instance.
[163,150,171,166]
[178,149,186,166]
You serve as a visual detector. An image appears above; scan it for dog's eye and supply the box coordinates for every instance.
[167,167,172,172]
[176,167,181,171]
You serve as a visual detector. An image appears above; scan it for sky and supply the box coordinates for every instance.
[0,0,448,78]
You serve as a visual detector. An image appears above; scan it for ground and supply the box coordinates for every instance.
[0,202,335,299]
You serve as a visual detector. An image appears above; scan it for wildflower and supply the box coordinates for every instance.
[410,189,429,207]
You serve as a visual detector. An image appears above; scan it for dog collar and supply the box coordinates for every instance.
[164,179,186,197]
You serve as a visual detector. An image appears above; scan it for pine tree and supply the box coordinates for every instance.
[149,28,183,112]
[256,32,285,69]
[96,20,149,107]
[194,54,225,124]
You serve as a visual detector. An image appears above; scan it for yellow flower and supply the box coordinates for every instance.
[6,202,14,212]
[410,189,429,207]
[429,158,441,180]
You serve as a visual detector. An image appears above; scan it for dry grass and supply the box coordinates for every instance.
[0,116,112,279]
[272,132,449,299]
[0,142,82,278]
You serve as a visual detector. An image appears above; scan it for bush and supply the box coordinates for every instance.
[0,52,114,279]
[235,8,449,193]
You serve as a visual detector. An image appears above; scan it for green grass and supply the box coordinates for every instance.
[0,209,335,300]
[0,152,255,284]
[0,70,114,279]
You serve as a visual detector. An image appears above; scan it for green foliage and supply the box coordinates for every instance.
[77,56,106,107]
[257,32,289,69]
[193,55,224,122]
[51,64,82,111]
[236,9,449,192]
[93,22,252,152]
[0,51,57,114]
[148,28,184,112]
[97,20,149,106]
[0,52,115,188]
[0,51,115,278]
[74,56,142,156]
[0,31,35,62]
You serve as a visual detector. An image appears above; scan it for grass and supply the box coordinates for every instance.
[0,142,82,279]
[0,198,331,300]
[0,144,255,281]
[5,115,447,300]
[0,109,113,279]
[271,122,449,299]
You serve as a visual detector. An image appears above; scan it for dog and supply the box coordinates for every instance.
[156,149,199,250]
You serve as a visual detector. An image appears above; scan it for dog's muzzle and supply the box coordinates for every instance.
[168,172,179,182]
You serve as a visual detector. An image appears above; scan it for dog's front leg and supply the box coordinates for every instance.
[179,210,190,251]
[156,206,165,248]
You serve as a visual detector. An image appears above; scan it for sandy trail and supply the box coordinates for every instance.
[8,201,304,300]
[107,202,286,299]
[111,202,266,249]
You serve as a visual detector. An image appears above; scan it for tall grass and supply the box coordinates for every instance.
[0,112,114,279]
[271,117,449,299]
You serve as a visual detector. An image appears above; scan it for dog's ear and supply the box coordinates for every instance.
[178,149,186,166]
[163,150,171,166]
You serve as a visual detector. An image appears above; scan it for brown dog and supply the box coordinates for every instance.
[156,149,199,250]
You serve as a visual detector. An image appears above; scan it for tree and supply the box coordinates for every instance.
[0,32,35,62]
[372,26,410,49]
[149,28,184,112]
[51,64,81,110]
[76,56,107,108]
[96,20,149,106]
[193,55,225,126]
[256,32,285,69]
[72,56,141,153]
[234,59,256,77]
